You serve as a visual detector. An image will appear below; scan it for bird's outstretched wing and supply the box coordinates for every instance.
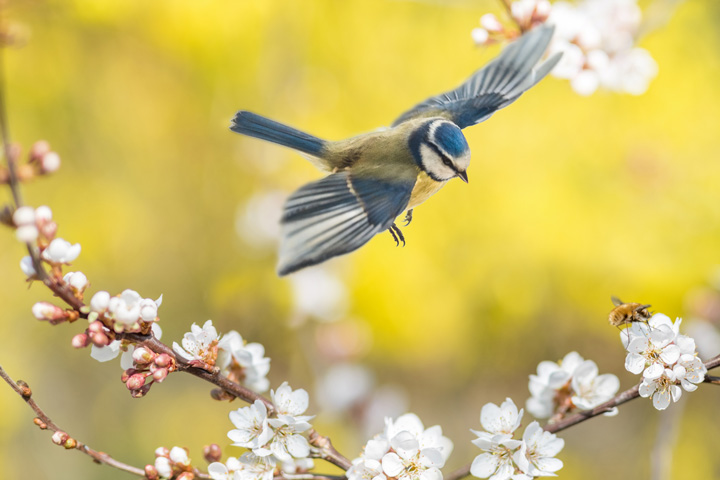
[277,171,414,275]
[392,25,561,129]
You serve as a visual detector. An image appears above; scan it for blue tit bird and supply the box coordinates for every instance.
[231,25,560,276]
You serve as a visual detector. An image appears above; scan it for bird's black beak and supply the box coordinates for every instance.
[457,170,469,183]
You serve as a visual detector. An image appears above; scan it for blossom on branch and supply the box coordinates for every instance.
[173,319,220,366]
[471,0,658,96]
[470,398,564,480]
[622,313,707,410]
[218,331,271,393]
[41,237,81,264]
[526,352,618,419]
[347,413,453,480]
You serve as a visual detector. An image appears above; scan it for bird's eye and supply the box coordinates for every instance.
[442,158,453,167]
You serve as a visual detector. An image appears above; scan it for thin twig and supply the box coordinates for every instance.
[498,0,523,32]
[0,364,147,477]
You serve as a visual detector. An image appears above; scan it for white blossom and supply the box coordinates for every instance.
[228,400,274,452]
[527,352,618,418]
[569,360,619,411]
[218,330,271,392]
[13,206,35,226]
[348,413,452,480]
[41,151,61,173]
[42,238,81,263]
[622,312,707,410]
[155,456,172,478]
[169,446,190,466]
[173,319,219,363]
[471,398,564,480]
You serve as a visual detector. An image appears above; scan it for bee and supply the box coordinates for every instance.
[608,296,652,327]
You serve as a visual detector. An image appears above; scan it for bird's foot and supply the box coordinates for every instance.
[403,209,414,227]
[388,223,406,247]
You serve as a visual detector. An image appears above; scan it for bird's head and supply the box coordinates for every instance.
[409,118,470,183]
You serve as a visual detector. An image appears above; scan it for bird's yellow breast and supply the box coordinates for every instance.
[408,172,446,209]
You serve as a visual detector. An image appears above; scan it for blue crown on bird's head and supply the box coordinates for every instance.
[409,118,471,183]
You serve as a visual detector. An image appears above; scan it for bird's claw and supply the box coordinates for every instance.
[388,223,406,247]
[403,209,413,227]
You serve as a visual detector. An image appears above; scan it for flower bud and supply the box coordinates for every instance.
[16,224,39,242]
[40,151,61,174]
[169,446,190,465]
[131,383,152,398]
[144,464,159,480]
[20,256,37,277]
[39,220,57,239]
[89,331,110,347]
[203,444,222,463]
[152,367,168,383]
[154,456,172,478]
[41,238,81,264]
[132,347,155,365]
[480,13,503,32]
[12,206,35,226]
[51,431,69,445]
[90,290,110,312]
[63,271,89,292]
[34,205,52,223]
[29,140,50,161]
[32,302,67,322]
[155,447,170,458]
[177,473,195,480]
[88,320,105,334]
[71,333,90,349]
[154,353,173,368]
[125,373,147,391]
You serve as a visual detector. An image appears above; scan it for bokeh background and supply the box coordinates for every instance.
[1,0,720,478]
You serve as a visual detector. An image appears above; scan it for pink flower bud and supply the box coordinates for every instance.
[155,446,170,458]
[32,302,67,321]
[30,140,50,161]
[203,444,222,463]
[39,220,57,239]
[71,333,90,348]
[125,373,147,390]
[89,331,110,347]
[88,320,105,334]
[154,353,173,368]
[480,13,503,32]
[152,367,168,383]
[132,347,155,365]
[144,464,159,480]
[51,431,69,445]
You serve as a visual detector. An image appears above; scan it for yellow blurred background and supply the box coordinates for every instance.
[1,0,720,478]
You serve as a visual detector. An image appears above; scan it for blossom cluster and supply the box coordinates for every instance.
[470,398,563,480]
[172,320,271,393]
[526,351,619,419]
[223,382,313,475]
[472,0,658,95]
[152,446,194,480]
[346,413,453,480]
[623,313,707,410]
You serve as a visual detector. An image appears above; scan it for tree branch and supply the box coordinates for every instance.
[0,364,147,477]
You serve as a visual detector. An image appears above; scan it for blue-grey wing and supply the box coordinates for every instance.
[277,171,414,275]
[392,25,561,129]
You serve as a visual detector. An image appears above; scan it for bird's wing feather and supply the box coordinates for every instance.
[392,25,561,129]
[277,171,414,275]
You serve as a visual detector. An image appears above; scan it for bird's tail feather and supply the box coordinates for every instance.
[230,111,327,156]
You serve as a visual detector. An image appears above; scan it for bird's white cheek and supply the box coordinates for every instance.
[419,143,455,181]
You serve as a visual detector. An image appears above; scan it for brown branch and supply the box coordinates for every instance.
[0,364,146,477]
[307,429,352,471]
